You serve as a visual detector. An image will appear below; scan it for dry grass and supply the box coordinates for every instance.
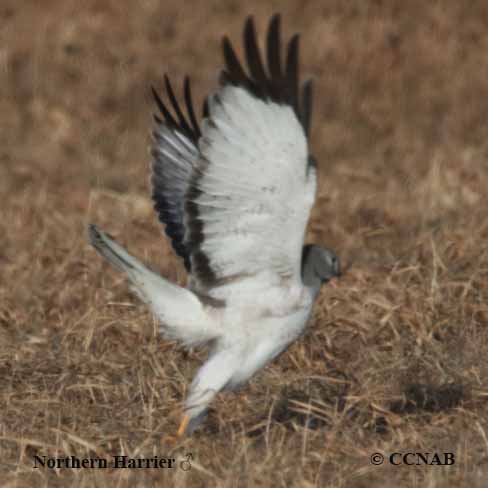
[1,0,488,486]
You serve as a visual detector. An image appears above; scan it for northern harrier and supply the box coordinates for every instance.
[89,14,341,437]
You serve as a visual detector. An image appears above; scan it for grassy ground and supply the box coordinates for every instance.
[1,0,488,486]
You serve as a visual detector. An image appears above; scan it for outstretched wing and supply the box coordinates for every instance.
[150,76,208,270]
[185,15,317,298]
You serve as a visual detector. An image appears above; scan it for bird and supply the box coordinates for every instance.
[88,14,341,438]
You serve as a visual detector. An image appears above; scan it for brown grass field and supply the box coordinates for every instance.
[2,0,488,486]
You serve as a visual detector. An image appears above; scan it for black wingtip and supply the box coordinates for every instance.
[150,85,161,106]
[244,15,254,31]
[270,12,281,24]
[151,83,177,127]
[183,76,201,137]
[220,14,312,136]
[267,14,282,80]
[285,33,300,113]
[222,35,248,85]
[151,75,205,144]
[244,16,268,95]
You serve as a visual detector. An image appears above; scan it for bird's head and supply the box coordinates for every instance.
[301,244,341,290]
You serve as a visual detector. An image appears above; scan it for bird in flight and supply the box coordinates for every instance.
[89,14,341,437]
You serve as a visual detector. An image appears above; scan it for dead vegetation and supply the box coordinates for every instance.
[1,0,488,486]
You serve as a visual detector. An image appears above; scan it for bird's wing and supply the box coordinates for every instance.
[150,76,208,271]
[185,15,317,299]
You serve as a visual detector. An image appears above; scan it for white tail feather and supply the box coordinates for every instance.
[88,224,221,347]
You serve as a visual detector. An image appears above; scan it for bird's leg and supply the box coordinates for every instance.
[174,348,238,439]
[164,414,191,446]
[164,349,237,444]
[177,414,191,437]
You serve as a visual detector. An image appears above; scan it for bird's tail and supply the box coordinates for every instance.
[88,224,220,347]
[88,224,145,277]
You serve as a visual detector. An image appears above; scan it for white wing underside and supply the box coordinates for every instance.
[190,86,316,301]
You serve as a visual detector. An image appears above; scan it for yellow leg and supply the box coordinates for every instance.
[165,414,190,445]
[177,414,190,438]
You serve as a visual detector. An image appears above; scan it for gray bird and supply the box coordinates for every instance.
[89,14,341,437]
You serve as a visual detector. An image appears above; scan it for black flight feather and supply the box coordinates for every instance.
[151,15,315,287]
[220,14,313,136]
[150,78,206,271]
